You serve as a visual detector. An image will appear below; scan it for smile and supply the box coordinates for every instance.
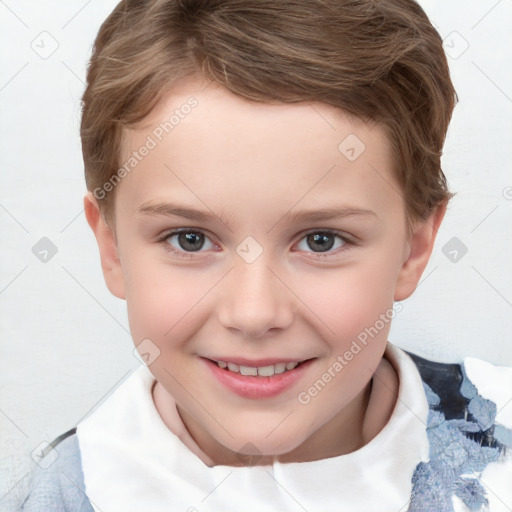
[202,356,316,399]
[211,359,307,377]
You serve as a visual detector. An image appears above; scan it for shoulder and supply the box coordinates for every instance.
[405,350,512,434]
[404,349,512,512]
[18,428,94,512]
[405,350,467,419]
[461,356,512,435]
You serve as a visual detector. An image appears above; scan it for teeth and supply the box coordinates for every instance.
[227,362,239,372]
[215,360,303,376]
[274,363,287,375]
[258,365,276,377]
[240,365,258,376]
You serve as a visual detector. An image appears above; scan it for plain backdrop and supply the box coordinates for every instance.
[1,0,511,509]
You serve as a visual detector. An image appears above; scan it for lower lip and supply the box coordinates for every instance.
[202,357,315,399]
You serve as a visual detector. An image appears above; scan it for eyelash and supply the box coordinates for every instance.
[157,228,355,260]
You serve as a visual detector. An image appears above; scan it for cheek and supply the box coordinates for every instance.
[294,260,397,345]
[122,254,212,348]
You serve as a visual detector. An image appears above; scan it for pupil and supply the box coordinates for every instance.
[308,233,334,252]
[179,232,204,251]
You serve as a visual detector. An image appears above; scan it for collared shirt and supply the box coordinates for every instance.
[19,343,512,512]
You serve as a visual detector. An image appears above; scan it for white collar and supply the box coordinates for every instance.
[77,342,429,512]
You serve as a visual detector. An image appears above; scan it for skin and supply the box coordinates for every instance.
[85,75,445,467]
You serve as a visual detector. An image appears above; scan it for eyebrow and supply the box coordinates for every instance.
[137,201,377,228]
[281,207,377,224]
[138,201,232,226]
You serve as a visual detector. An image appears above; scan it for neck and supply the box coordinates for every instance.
[177,377,375,467]
[154,355,398,467]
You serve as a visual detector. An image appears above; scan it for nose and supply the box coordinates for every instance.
[216,256,294,339]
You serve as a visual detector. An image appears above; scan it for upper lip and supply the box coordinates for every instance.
[202,356,314,367]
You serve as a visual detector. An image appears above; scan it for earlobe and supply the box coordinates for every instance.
[394,204,446,302]
[84,192,126,300]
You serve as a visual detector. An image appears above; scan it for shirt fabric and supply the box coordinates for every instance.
[18,342,512,511]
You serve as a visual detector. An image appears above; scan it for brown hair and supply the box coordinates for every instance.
[81,0,457,226]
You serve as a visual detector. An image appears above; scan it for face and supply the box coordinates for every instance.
[86,75,442,466]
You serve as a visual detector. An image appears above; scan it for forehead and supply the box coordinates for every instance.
[116,78,404,227]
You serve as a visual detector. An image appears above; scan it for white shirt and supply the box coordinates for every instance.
[77,343,431,512]
[76,343,512,512]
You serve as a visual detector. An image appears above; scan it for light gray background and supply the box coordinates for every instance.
[1,0,511,509]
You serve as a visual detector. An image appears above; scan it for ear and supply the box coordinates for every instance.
[84,192,126,300]
[394,203,446,301]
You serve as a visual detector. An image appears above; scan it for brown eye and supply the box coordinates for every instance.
[306,233,335,252]
[178,232,204,251]
[295,230,347,254]
[164,230,214,253]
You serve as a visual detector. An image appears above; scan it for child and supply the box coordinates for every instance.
[19,0,512,510]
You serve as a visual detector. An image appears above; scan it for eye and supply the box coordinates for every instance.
[295,230,348,254]
[158,228,353,260]
[161,229,216,256]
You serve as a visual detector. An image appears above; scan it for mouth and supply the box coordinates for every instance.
[201,356,317,399]
[205,357,314,377]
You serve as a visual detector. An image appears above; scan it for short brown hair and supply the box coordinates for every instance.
[81,0,457,226]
